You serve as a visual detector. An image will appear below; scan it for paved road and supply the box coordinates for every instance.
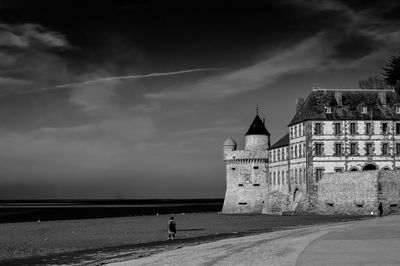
[108,214,400,266]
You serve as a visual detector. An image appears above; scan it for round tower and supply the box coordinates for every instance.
[244,113,270,151]
[223,137,237,158]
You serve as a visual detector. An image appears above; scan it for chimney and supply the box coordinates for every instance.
[312,84,321,90]
[379,91,387,106]
[296,98,304,112]
[335,91,343,106]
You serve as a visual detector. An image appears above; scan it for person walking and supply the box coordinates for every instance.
[378,202,383,217]
[168,217,176,240]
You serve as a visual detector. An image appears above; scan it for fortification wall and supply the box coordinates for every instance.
[378,170,400,214]
[316,171,378,215]
[222,160,268,214]
[224,150,269,161]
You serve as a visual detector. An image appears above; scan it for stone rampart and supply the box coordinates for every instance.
[378,170,400,214]
[316,171,378,215]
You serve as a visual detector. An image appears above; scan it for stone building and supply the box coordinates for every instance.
[222,88,400,214]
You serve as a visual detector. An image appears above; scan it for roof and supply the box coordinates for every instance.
[223,137,237,146]
[269,133,289,150]
[245,114,270,136]
[289,89,400,126]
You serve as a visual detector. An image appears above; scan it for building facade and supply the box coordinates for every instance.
[222,88,400,214]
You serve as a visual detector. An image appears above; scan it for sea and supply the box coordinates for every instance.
[0,199,224,223]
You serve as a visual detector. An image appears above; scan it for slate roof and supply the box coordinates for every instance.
[269,133,289,149]
[289,89,400,126]
[245,114,270,136]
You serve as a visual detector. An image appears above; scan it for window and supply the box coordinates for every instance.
[291,146,293,158]
[396,106,400,114]
[366,123,372,135]
[290,127,293,139]
[396,123,400,135]
[299,169,302,184]
[273,172,276,185]
[231,167,236,170]
[299,124,302,136]
[316,168,324,182]
[295,146,298,158]
[382,123,388,134]
[366,143,373,155]
[294,126,297,138]
[269,173,272,184]
[286,171,289,184]
[397,143,400,155]
[325,106,332,113]
[335,168,343,173]
[315,123,322,135]
[350,143,357,156]
[278,149,281,161]
[295,169,298,184]
[253,166,259,169]
[334,123,341,135]
[335,143,342,156]
[277,172,280,185]
[315,143,322,156]
[299,144,302,157]
[382,143,388,155]
[282,171,285,184]
[273,150,276,162]
[350,123,356,134]
[362,106,368,114]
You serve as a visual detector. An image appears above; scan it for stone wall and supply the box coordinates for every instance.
[222,160,268,214]
[378,170,400,214]
[262,188,308,214]
[316,171,379,215]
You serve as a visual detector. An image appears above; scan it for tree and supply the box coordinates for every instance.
[382,55,400,92]
[358,76,389,90]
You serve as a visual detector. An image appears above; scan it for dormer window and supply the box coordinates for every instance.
[325,106,332,113]
[362,106,368,114]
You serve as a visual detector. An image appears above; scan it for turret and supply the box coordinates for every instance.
[223,137,237,159]
[244,114,270,151]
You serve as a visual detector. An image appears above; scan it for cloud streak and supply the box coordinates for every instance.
[15,68,224,95]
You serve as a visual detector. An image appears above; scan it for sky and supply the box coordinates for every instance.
[0,0,400,199]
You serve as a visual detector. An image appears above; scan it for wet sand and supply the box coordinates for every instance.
[0,212,367,265]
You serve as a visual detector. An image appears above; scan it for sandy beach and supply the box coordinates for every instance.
[0,213,366,265]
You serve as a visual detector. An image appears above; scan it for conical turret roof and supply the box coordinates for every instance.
[245,115,270,136]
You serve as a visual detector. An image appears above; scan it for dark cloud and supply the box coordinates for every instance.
[330,32,382,60]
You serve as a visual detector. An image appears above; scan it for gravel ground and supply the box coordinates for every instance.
[0,212,367,264]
